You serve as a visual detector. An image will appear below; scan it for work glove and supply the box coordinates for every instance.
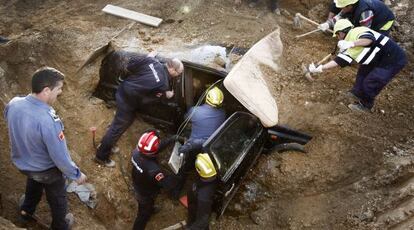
[337,40,355,51]
[165,90,174,99]
[318,22,330,32]
[308,63,323,74]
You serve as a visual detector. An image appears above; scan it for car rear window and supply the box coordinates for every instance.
[210,114,262,181]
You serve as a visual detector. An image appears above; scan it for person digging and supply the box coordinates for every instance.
[308,19,407,113]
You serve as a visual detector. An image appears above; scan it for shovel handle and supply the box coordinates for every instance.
[295,28,322,38]
[317,53,332,65]
[295,13,333,33]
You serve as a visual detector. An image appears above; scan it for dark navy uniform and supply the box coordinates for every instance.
[186,178,217,230]
[131,137,177,230]
[334,26,407,109]
[96,55,172,162]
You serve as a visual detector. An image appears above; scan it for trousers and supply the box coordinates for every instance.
[20,174,68,230]
[351,55,407,109]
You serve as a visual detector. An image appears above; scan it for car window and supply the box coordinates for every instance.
[209,114,262,181]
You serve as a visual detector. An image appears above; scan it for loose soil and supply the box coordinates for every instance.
[0,0,413,229]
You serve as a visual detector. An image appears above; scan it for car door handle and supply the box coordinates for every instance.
[225,183,235,197]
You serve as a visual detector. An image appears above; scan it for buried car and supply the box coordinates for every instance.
[93,30,311,217]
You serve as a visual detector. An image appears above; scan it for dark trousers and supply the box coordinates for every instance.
[21,176,68,230]
[133,193,155,230]
[351,60,406,109]
[96,93,136,161]
[173,139,205,197]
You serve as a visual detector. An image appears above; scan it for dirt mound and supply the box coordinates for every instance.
[1,0,413,229]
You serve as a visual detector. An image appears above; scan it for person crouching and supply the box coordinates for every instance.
[131,130,177,230]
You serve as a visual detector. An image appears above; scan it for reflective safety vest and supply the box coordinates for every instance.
[336,27,389,66]
[351,0,395,32]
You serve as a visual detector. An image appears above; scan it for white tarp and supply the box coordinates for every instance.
[224,29,282,127]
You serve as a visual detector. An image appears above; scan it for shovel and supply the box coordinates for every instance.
[293,13,333,34]
[76,22,136,73]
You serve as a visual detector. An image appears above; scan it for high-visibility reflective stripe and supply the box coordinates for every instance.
[380,20,394,31]
[363,47,381,65]
[356,48,371,63]
[338,53,353,63]
[380,36,389,46]
[131,157,143,173]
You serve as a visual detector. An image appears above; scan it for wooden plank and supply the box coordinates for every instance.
[102,4,162,27]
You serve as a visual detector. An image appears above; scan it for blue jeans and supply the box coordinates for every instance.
[21,175,68,230]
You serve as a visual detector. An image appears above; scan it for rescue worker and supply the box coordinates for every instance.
[319,0,394,35]
[4,67,87,229]
[186,153,218,230]
[309,19,407,112]
[131,130,178,230]
[95,53,184,167]
[174,87,225,197]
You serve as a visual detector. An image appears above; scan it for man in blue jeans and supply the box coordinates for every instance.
[95,52,183,167]
[309,19,407,112]
[4,67,87,229]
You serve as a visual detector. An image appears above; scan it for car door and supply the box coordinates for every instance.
[202,111,265,217]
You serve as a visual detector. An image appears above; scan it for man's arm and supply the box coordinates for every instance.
[359,10,374,28]
[41,121,82,180]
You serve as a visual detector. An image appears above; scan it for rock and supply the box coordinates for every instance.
[151,37,164,44]
[213,55,226,67]
[250,210,266,225]
[138,30,145,36]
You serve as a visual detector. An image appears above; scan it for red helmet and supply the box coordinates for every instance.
[137,131,160,155]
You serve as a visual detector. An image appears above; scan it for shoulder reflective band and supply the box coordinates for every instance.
[355,33,389,65]
[338,53,353,64]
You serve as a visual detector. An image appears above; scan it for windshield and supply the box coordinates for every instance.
[210,113,262,181]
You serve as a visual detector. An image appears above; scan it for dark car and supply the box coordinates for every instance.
[94,50,311,217]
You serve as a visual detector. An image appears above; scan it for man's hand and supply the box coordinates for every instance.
[318,22,330,32]
[165,90,174,99]
[75,172,87,185]
[338,40,355,51]
[308,63,323,74]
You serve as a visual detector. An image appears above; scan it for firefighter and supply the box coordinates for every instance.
[319,0,394,35]
[309,19,407,112]
[131,130,178,230]
[186,153,218,230]
[95,53,183,167]
[173,87,225,198]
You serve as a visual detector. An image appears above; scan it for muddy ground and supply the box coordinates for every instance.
[0,0,413,229]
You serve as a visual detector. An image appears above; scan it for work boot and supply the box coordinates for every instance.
[65,213,74,229]
[94,157,116,168]
[344,91,359,101]
[17,195,31,224]
[0,36,10,44]
[348,102,371,113]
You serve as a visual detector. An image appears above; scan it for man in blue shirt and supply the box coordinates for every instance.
[95,52,183,167]
[4,67,87,229]
[173,87,226,198]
